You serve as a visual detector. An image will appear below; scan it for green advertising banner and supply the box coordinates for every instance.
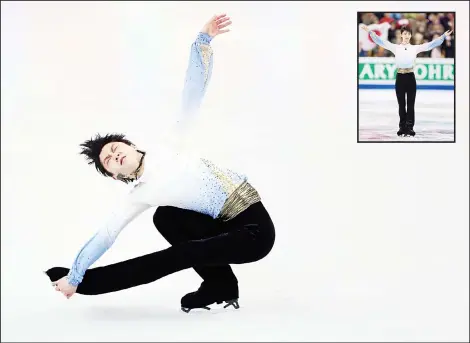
[358,58,454,89]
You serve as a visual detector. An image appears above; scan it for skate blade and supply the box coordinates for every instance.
[181,299,240,313]
[222,299,240,309]
[181,306,210,313]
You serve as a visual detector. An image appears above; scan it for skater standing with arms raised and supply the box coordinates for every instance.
[360,24,453,137]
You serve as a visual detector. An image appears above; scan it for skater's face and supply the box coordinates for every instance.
[401,30,412,44]
[99,142,142,179]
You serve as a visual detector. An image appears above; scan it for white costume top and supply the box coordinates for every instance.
[369,31,446,68]
[66,32,248,286]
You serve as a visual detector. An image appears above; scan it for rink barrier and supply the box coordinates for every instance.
[358,57,454,91]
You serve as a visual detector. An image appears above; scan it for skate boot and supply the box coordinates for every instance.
[45,267,69,282]
[181,280,239,313]
[397,126,406,136]
[404,126,416,137]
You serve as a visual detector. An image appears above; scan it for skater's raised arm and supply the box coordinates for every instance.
[165,14,231,152]
[361,24,397,54]
[65,201,150,287]
[179,33,213,117]
[179,14,232,117]
[415,30,452,54]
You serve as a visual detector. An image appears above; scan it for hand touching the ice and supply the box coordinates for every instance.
[201,14,232,37]
[52,276,77,299]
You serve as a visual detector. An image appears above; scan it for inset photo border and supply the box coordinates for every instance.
[357,12,456,143]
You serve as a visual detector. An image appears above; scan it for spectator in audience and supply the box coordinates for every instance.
[380,13,395,25]
[358,12,455,58]
[443,32,455,58]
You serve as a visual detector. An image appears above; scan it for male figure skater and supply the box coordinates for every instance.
[361,24,452,137]
[46,14,276,313]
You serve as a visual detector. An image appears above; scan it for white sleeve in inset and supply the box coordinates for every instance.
[416,34,446,54]
[369,31,397,54]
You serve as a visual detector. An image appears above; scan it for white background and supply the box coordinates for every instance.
[1,1,469,341]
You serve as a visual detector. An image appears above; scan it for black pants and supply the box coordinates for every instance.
[395,72,417,129]
[153,205,241,285]
[47,202,275,295]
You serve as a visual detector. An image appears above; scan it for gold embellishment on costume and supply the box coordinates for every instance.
[217,181,261,221]
[198,44,212,85]
[201,158,238,195]
[397,68,414,74]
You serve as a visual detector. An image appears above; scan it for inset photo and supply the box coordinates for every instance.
[357,12,455,142]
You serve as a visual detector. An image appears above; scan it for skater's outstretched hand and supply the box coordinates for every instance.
[201,14,232,37]
[444,30,453,37]
[51,276,77,299]
[360,24,370,32]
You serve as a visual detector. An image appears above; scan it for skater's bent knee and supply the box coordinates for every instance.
[234,225,276,264]
[252,234,275,262]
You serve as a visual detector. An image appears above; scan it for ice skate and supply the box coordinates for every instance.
[45,267,69,282]
[404,126,416,137]
[397,126,406,136]
[181,281,240,313]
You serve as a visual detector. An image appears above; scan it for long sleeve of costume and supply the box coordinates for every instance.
[166,32,214,152]
[66,201,150,286]
[180,32,214,119]
[416,34,445,54]
[369,31,397,54]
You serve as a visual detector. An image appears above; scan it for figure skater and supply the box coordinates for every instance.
[46,14,276,313]
[361,24,453,137]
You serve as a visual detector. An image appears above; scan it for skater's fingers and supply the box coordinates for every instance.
[216,16,230,25]
[218,21,232,29]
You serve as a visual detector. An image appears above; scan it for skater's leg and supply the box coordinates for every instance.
[395,74,407,134]
[153,206,238,283]
[406,73,417,134]
[65,202,274,295]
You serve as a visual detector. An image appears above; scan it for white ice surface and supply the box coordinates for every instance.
[1,1,469,342]
[359,90,455,142]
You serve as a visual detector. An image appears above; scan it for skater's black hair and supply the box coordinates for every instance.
[79,133,134,179]
[400,25,412,35]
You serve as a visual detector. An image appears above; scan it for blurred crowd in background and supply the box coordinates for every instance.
[358,12,455,58]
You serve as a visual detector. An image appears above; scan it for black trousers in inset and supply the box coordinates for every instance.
[395,72,417,129]
[46,202,275,295]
